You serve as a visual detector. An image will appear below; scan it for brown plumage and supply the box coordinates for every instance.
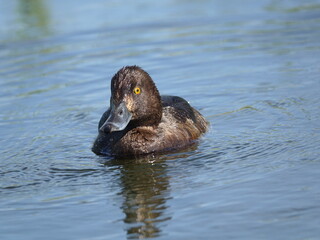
[92,66,208,157]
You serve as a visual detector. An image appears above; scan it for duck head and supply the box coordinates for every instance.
[100,66,162,133]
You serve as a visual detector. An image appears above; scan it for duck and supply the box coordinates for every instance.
[92,66,208,157]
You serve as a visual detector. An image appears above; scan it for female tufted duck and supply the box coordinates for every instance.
[92,66,208,157]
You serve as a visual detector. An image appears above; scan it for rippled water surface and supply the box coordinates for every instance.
[1,0,320,239]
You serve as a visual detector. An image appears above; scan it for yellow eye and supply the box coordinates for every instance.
[133,87,141,95]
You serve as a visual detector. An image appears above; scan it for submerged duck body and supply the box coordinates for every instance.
[92,66,208,157]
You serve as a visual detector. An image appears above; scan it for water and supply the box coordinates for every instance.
[1,0,320,239]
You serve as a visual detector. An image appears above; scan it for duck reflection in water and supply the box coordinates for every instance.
[103,149,196,239]
[111,156,171,239]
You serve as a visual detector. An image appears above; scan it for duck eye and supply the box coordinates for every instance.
[133,87,141,95]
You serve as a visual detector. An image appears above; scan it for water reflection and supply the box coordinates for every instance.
[100,147,200,239]
[109,157,171,239]
[17,0,50,39]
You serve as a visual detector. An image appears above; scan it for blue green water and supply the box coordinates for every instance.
[1,0,320,239]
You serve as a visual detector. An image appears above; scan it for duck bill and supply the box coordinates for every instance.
[99,102,132,133]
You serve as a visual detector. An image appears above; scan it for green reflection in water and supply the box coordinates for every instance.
[16,0,50,40]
